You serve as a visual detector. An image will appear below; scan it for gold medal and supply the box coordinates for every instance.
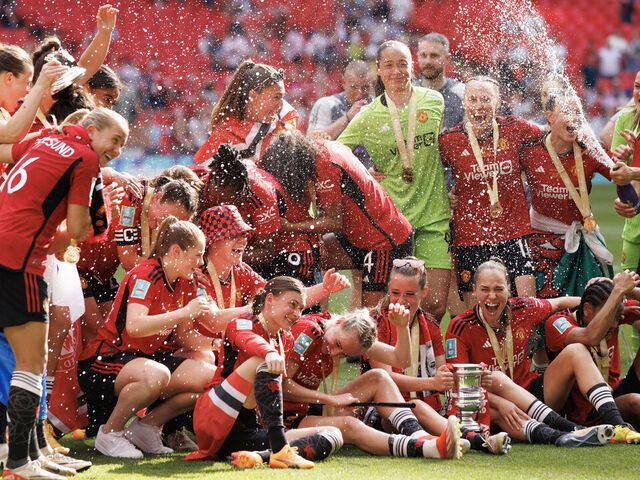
[490,202,504,218]
[402,167,414,183]
[63,245,80,264]
[583,216,597,232]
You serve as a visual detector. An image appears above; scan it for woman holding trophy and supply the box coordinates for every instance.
[367,256,511,455]
[338,40,451,323]
[439,76,540,310]
[445,257,638,446]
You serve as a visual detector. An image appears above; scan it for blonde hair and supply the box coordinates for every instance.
[464,75,500,99]
[333,309,377,351]
[79,107,129,138]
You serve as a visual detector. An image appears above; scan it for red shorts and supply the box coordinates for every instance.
[185,370,253,461]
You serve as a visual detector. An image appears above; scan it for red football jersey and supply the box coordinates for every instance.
[439,117,539,246]
[0,125,100,275]
[313,141,412,251]
[260,167,319,254]
[201,262,266,310]
[208,313,294,388]
[193,101,299,165]
[113,179,149,253]
[520,133,612,225]
[77,223,119,284]
[194,162,280,237]
[80,258,197,358]
[445,297,553,389]
[284,313,333,418]
[371,308,443,409]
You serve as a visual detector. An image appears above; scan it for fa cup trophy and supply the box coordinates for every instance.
[451,363,483,432]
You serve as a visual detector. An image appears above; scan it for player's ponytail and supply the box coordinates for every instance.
[209,59,285,131]
[251,276,305,315]
[208,143,250,197]
[150,216,204,259]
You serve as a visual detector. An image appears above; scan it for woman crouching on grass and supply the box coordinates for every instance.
[445,257,630,447]
[367,256,511,455]
[186,277,343,468]
[78,217,218,458]
[262,308,465,462]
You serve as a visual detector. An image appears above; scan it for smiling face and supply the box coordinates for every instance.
[463,80,500,135]
[387,272,427,318]
[264,290,304,331]
[87,123,128,167]
[90,87,120,109]
[377,45,412,94]
[0,64,33,112]
[207,235,248,269]
[472,268,509,327]
[546,96,582,145]
[245,81,285,123]
[173,241,205,280]
[323,324,363,358]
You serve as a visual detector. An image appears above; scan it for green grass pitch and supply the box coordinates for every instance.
[58,184,640,479]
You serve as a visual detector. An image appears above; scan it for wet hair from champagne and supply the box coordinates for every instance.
[152,165,204,194]
[336,309,377,351]
[0,43,31,77]
[207,143,251,197]
[251,276,305,316]
[261,133,319,203]
[155,179,200,217]
[209,59,285,131]
[150,216,204,259]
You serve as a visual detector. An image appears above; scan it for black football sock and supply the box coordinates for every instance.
[290,431,343,461]
[253,364,286,453]
[35,419,49,450]
[586,383,625,426]
[527,399,580,432]
[461,427,487,452]
[523,419,563,445]
[388,408,427,437]
[28,427,42,460]
[7,371,42,469]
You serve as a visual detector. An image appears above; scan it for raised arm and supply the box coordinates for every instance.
[77,4,118,85]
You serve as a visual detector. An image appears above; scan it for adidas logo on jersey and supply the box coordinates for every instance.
[461,149,470,156]
[379,123,391,133]
[483,339,492,348]
[536,166,545,173]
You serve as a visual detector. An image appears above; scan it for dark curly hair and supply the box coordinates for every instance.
[261,133,319,202]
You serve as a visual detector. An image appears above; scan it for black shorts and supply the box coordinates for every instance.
[613,364,640,397]
[80,274,119,304]
[253,249,319,287]
[0,268,48,328]
[336,230,414,292]
[456,236,534,293]
[78,350,186,438]
[526,372,546,402]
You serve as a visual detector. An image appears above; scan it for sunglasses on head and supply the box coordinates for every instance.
[392,258,425,270]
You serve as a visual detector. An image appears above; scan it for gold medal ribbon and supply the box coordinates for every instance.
[385,88,417,175]
[466,119,501,208]
[140,187,156,258]
[544,135,594,226]
[206,262,236,309]
[258,313,285,360]
[36,108,52,129]
[477,307,514,379]
[407,316,421,399]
